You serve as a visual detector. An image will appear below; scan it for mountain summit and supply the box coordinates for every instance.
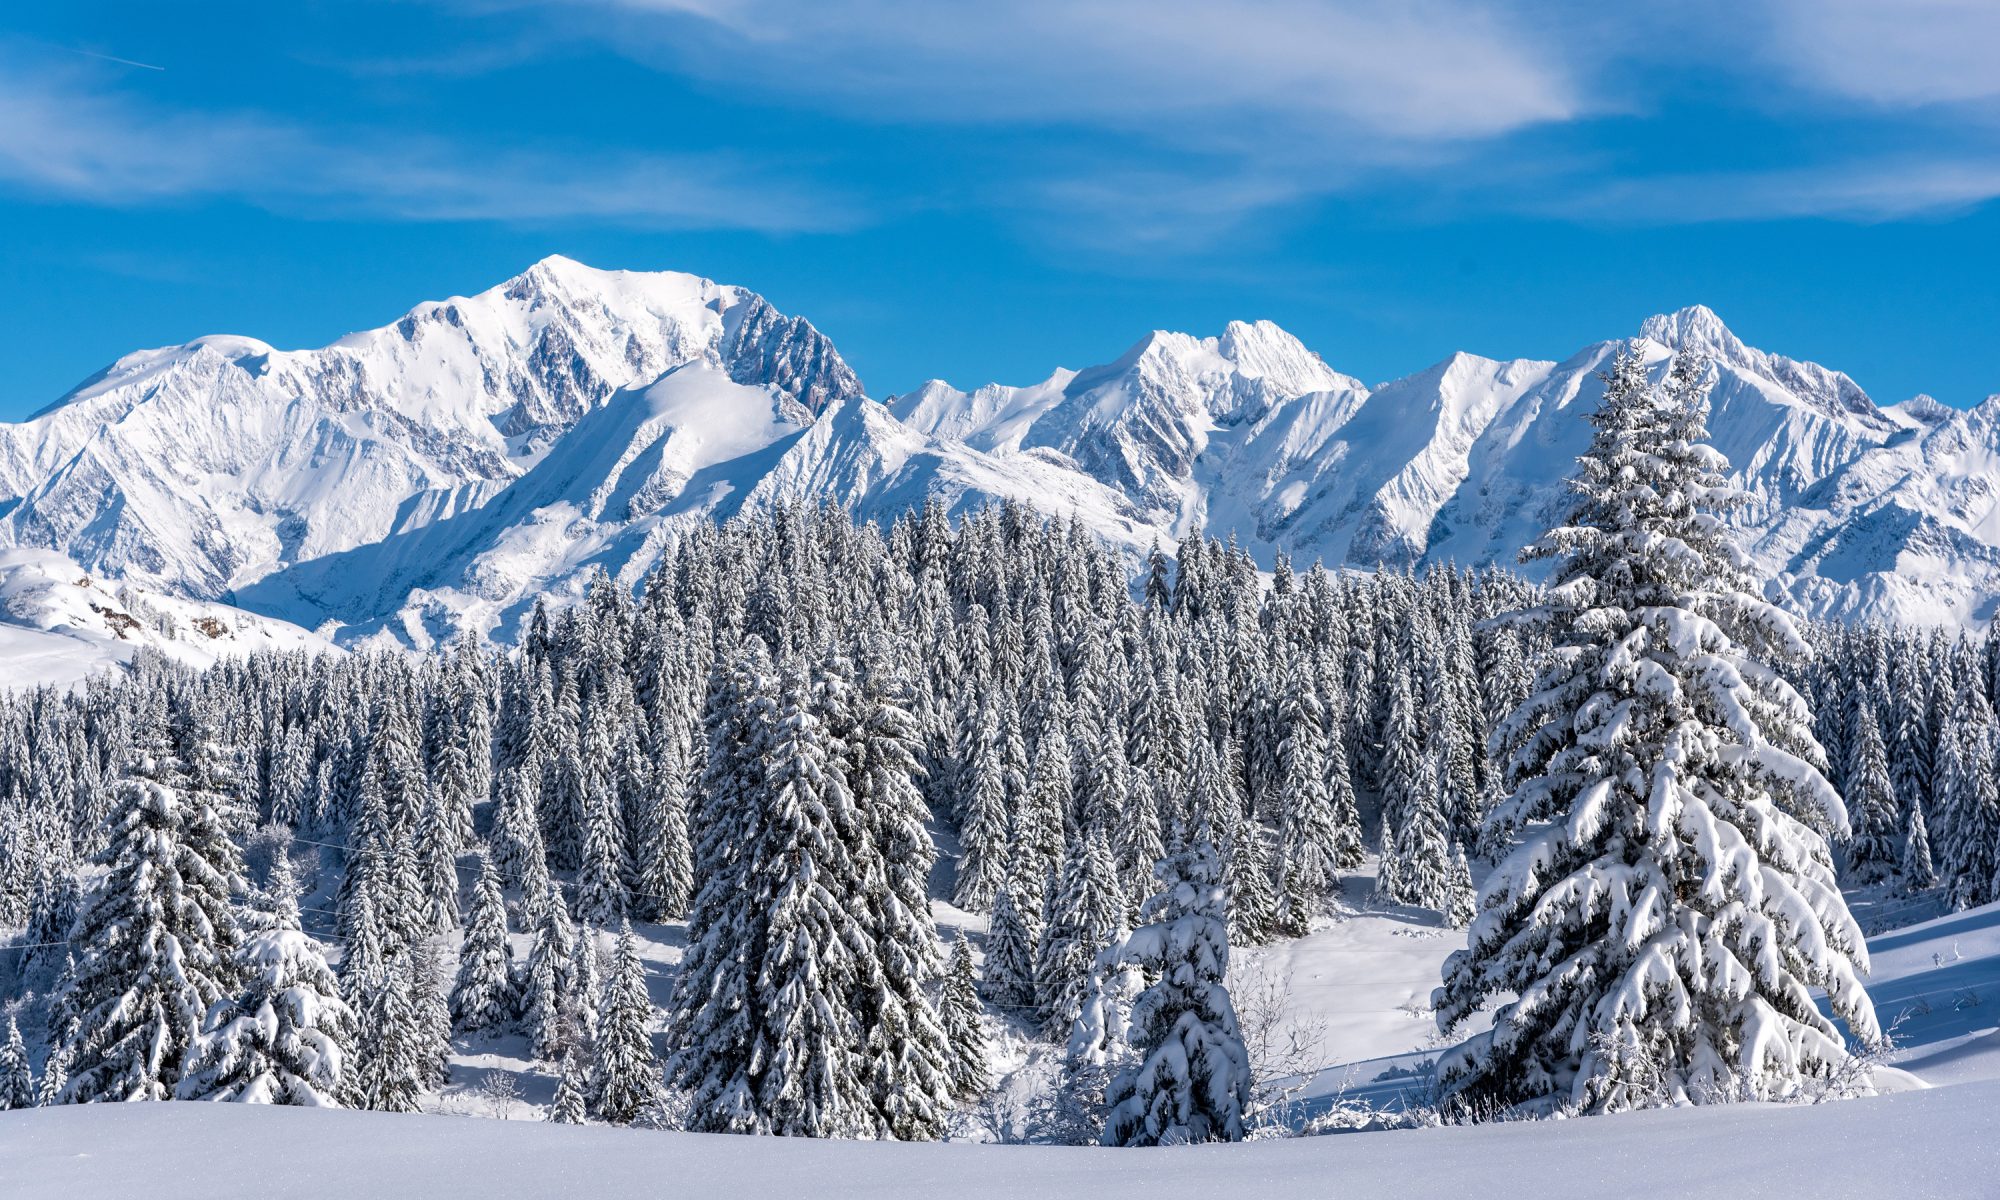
[1,261,1995,645]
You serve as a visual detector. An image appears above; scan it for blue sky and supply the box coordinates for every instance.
[2,1,1997,418]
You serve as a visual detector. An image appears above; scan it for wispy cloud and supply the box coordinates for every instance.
[1548,156,2000,224]
[1760,0,2000,108]
[0,58,855,233]
[579,0,1585,143]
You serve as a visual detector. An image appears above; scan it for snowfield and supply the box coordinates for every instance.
[3,1078,1993,1200]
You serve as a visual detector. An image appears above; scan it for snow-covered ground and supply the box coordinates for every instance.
[0,548,337,688]
[3,1074,1993,1199]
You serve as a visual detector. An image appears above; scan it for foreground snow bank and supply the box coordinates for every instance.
[5,1082,1996,1200]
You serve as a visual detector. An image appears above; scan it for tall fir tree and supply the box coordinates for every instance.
[60,722,243,1102]
[1100,835,1249,1147]
[939,930,990,1101]
[591,922,661,1124]
[1436,350,1878,1112]
[1843,703,1900,885]
[0,1017,34,1111]
[451,851,518,1034]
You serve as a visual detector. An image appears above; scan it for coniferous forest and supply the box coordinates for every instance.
[0,351,1985,1141]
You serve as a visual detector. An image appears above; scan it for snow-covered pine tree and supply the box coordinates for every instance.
[177,902,357,1105]
[981,880,1038,1008]
[591,922,660,1124]
[1036,831,1126,1040]
[413,791,462,935]
[489,765,542,881]
[666,646,872,1138]
[939,930,989,1101]
[407,937,455,1088]
[1272,663,1339,936]
[0,1017,34,1110]
[520,906,571,1062]
[1903,798,1937,891]
[451,851,517,1034]
[573,737,631,928]
[1435,349,1879,1113]
[631,745,694,920]
[347,958,425,1112]
[59,721,244,1102]
[833,648,956,1141]
[952,692,1010,911]
[1377,741,1463,916]
[1941,711,2000,911]
[1844,702,1899,885]
[549,1048,588,1124]
[1100,834,1248,1147]
[36,1047,66,1109]
[567,924,602,1053]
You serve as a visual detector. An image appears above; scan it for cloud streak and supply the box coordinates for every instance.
[589,0,1584,142]
[0,59,855,234]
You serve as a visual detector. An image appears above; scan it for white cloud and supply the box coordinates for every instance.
[1762,0,2000,108]
[584,0,1584,143]
[0,60,852,233]
[1544,157,2000,224]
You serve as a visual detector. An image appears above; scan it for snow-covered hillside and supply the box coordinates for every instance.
[4,1080,1992,1200]
[3,257,1998,647]
[0,549,334,687]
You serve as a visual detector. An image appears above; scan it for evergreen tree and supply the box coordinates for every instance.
[1844,704,1899,885]
[407,937,454,1088]
[549,1048,588,1124]
[631,751,694,920]
[1378,741,1461,914]
[834,649,956,1140]
[939,931,989,1101]
[178,921,356,1105]
[666,648,872,1138]
[1035,832,1126,1039]
[348,958,425,1112]
[952,695,1011,911]
[1100,836,1249,1147]
[520,907,571,1062]
[982,881,1038,1009]
[1272,668,1339,936]
[0,1017,34,1110]
[60,726,243,1102]
[573,719,631,928]
[36,1047,67,1109]
[1436,350,1878,1112]
[451,852,517,1034]
[1941,715,2000,911]
[592,923,660,1124]
[1903,798,1938,891]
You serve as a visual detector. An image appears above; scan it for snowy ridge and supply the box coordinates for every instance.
[3,259,2000,649]
[0,548,335,687]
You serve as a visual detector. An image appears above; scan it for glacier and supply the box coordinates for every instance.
[1,254,1996,654]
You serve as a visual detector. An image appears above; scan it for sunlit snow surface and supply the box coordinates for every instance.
[3,1071,1993,1200]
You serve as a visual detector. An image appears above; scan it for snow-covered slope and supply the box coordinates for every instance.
[3,1074,1994,1200]
[892,307,2000,626]
[3,258,1998,645]
[0,548,335,687]
[0,257,859,610]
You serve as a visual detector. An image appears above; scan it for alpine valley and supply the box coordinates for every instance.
[2,256,1993,670]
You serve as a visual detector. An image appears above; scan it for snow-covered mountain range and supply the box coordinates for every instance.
[2,254,1995,653]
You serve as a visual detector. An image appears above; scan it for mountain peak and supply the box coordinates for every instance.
[1639,305,1749,361]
